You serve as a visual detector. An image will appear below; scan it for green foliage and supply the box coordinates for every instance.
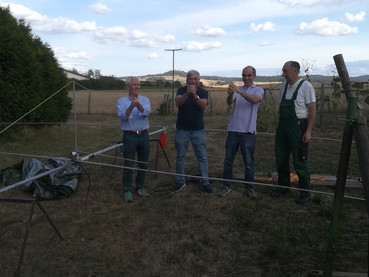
[257,89,279,131]
[75,76,125,90]
[352,81,369,107]
[352,82,364,89]
[0,7,71,124]
[173,80,182,87]
[157,95,172,115]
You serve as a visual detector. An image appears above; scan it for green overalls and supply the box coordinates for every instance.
[275,80,310,198]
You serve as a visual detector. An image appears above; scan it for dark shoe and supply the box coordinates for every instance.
[202,184,213,194]
[137,188,150,198]
[173,183,186,192]
[296,196,310,205]
[124,191,133,203]
[245,188,257,198]
[218,186,231,197]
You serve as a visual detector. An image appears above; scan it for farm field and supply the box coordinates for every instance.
[0,85,368,276]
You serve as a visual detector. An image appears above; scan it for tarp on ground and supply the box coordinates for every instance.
[0,158,82,199]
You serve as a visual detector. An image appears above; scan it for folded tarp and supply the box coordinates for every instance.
[0,158,82,199]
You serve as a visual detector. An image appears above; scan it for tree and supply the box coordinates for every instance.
[0,7,71,124]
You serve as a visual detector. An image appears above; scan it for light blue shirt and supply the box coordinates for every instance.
[117,94,151,131]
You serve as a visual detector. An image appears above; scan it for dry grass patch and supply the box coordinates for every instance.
[1,86,368,276]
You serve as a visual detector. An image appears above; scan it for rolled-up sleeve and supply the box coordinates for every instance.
[117,97,130,120]
[139,95,151,117]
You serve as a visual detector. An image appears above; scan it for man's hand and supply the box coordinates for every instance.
[187,85,197,98]
[228,84,241,94]
[130,96,139,108]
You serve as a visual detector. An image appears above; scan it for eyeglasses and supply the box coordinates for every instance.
[242,74,253,77]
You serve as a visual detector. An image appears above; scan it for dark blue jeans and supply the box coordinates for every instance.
[122,132,150,192]
[222,131,256,189]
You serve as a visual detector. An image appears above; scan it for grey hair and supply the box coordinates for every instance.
[187,70,200,78]
[288,61,300,73]
[126,76,139,86]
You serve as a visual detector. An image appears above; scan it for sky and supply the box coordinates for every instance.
[1,0,369,77]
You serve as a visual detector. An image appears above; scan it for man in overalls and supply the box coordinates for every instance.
[272,61,316,204]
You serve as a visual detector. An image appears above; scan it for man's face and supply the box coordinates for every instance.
[242,68,256,87]
[282,62,295,82]
[186,74,200,89]
[128,78,140,96]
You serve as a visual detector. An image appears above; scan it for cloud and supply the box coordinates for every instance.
[148,52,159,59]
[259,42,272,46]
[191,25,226,37]
[345,11,366,22]
[274,0,361,8]
[94,26,129,43]
[157,35,176,42]
[91,3,111,15]
[1,1,168,48]
[130,38,156,48]
[1,2,97,33]
[181,41,222,52]
[93,27,156,47]
[297,18,358,36]
[54,47,92,72]
[250,21,275,32]
[38,17,97,33]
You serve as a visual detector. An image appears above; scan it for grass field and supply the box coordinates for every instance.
[0,85,368,276]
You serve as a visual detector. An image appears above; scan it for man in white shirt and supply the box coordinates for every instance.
[272,61,316,204]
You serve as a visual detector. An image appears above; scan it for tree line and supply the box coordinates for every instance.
[0,6,71,125]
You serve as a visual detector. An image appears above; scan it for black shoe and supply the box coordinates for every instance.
[173,183,186,192]
[202,184,213,194]
[296,196,310,205]
[245,188,257,199]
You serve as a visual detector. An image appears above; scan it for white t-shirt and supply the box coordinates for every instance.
[279,79,316,119]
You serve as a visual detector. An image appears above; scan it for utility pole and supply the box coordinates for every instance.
[165,48,181,113]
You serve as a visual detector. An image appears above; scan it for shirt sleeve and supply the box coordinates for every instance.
[303,82,316,104]
[117,97,130,119]
[139,96,151,117]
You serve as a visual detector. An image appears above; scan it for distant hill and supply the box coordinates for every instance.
[125,70,369,86]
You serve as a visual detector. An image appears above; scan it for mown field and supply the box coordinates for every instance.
[0,84,368,276]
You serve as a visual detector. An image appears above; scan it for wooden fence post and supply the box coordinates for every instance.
[324,53,369,276]
[88,91,91,114]
[319,83,325,128]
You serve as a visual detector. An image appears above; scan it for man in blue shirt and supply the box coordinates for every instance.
[173,70,213,194]
[219,66,264,198]
[117,77,151,203]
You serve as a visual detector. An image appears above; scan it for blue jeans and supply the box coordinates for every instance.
[175,129,209,185]
[222,131,256,189]
[122,132,150,192]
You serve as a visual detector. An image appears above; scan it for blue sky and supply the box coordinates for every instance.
[1,0,368,77]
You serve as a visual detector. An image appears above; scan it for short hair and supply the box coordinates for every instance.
[187,70,200,78]
[126,76,139,86]
[288,61,300,73]
[243,66,256,76]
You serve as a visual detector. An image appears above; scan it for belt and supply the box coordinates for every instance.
[124,129,148,134]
